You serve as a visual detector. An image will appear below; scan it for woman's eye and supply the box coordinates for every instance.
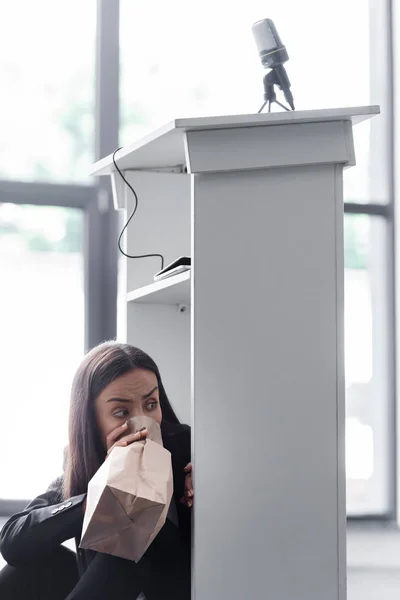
[146,400,158,411]
[113,408,129,418]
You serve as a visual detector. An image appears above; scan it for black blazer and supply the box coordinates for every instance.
[0,422,191,600]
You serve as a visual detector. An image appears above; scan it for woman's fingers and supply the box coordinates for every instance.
[180,496,193,507]
[184,463,193,496]
[181,463,194,507]
[106,421,129,450]
[180,494,193,508]
[185,473,193,497]
[107,428,148,455]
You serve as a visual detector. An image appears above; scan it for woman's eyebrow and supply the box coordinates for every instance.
[142,386,158,400]
[106,397,132,404]
[106,387,158,403]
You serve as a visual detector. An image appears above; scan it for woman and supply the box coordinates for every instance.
[0,342,193,600]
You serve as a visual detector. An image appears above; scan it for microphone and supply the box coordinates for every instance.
[252,18,295,111]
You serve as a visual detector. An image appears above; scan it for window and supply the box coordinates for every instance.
[344,215,392,515]
[0,204,85,499]
[0,0,96,183]
[0,2,118,513]
[120,0,393,515]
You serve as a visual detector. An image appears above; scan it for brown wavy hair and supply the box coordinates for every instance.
[63,341,179,499]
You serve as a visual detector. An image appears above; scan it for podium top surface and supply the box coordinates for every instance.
[91,105,379,176]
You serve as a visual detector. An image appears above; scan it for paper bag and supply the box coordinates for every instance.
[80,416,173,562]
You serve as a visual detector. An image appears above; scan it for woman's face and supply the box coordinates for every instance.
[95,368,162,448]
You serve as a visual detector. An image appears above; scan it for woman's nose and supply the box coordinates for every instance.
[131,406,145,417]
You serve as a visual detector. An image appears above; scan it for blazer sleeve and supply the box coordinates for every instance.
[0,478,86,567]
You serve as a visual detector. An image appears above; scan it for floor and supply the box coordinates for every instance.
[1,517,400,598]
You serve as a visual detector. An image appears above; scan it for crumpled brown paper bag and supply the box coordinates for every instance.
[79,416,173,562]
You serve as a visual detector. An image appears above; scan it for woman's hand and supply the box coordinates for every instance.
[106,422,148,457]
[180,462,193,508]
[81,425,147,513]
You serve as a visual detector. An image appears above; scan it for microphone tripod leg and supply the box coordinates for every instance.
[276,100,291,112]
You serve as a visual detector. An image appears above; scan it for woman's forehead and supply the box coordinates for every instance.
[102,369,157,396]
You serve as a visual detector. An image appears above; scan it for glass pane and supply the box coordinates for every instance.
[120,0,389,203]
[344,214,391,515]
[0,204,85,499]
[0,1,96,183]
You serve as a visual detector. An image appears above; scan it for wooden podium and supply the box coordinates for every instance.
[91,106,379,600]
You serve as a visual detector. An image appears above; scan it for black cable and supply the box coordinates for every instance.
[112,147,164,270]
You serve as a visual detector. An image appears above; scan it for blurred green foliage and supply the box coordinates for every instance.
[344,214,369,270]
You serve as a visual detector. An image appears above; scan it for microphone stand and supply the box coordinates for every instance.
[258,69,295,113]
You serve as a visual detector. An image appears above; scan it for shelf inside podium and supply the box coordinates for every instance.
[126,270,190,304]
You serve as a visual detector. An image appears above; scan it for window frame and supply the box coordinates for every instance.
[0,0,120,516]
